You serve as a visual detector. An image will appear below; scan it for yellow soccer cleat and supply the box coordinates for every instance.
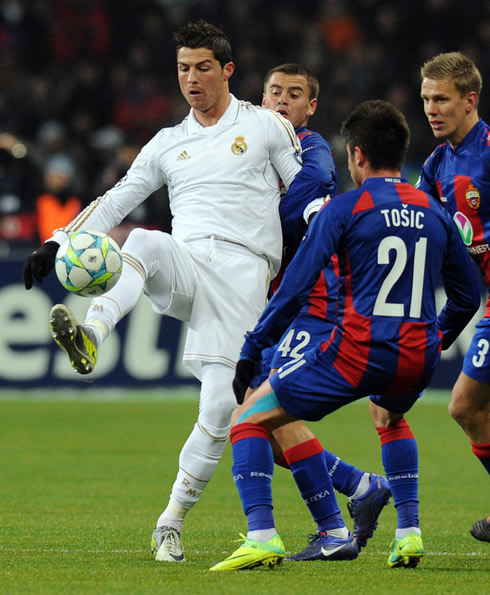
[210,533,285,571]
[49,304,98,374]
[387,532,424,568]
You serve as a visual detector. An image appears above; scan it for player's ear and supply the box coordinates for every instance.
[262,93,267,107]
[223,62,235,81]
[466,90,478,113]
[354,146,368,167]
[306,98,318,118]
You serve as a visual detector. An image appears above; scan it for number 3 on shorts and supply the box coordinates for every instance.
[472,338,489,368]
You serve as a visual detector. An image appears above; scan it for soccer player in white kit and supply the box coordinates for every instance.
[22,21,304,562]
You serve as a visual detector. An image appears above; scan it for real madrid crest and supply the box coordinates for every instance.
[465,182,480,209]
[231,136,247,155]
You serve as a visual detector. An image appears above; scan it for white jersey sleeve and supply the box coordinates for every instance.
[49,137,166,246]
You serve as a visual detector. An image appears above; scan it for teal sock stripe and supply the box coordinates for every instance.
[237,391,280,424]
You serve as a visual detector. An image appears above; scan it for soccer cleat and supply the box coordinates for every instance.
[470,516,490,543]
[285,531,359,562]
[49,304,97,375]
[151,526,185,562]
[387,532,424,568]
[209,533,285,571]
[347,473,391,549]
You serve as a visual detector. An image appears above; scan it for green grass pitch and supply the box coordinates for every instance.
[0,389,488,594]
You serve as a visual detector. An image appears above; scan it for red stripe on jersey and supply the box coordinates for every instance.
[332,256,371,387]
[376,419,415,445]
[352,190,374,214]
[396,183,430,207]
[436,180,443,200]
[308,270,328,318]
[230,423,270,444]
[283,438,323,464]
[387,321,427,395]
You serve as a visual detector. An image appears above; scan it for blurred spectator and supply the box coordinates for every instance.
[2,0,490,256]
[35,153,81,243]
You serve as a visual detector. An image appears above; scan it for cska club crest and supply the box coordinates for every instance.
[231,136,247,155]
[465,182,480,209]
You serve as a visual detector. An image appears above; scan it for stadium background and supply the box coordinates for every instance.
[0,0,487,390]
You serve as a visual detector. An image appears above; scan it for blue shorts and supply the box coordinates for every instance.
[249,313,334,389]
[462,317,490,383]
[270,341,432,422]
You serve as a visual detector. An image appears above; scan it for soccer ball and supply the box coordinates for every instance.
[55,230,123,297]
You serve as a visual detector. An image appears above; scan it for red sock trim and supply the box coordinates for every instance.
[376,419,415,445]
[283,438,323,465]
[470,441,490,459]
[230,422,270,444]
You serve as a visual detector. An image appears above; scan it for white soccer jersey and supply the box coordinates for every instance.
[51,95,301,275]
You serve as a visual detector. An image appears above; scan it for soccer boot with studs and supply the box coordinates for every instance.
[387,532,424,568]
[151,526,185,562]
[49,304,97,374]
[347,473,391,549]
[285,531,359,562]
[210,533,285,571]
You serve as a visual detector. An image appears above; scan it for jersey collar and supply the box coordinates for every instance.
[186,94,239,134]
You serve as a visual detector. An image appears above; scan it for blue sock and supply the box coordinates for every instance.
[284,439,344,532]
[377,422,419,529]
[230,424,275,531]
[323,450,365,497]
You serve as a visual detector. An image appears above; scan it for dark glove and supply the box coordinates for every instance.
[233,358,256,405]
[22,241,59,289]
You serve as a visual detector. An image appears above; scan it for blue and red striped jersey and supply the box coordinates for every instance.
[416,118,490,314]
[242,177,480,381]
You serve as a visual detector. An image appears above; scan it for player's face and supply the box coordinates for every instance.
[177,47,234,115]
[421,77,478,147]
[262,73,317,129]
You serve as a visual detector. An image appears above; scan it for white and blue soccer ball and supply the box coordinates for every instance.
[55,230,123,297]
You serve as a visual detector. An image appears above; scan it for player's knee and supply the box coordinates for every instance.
[123,228,169,266]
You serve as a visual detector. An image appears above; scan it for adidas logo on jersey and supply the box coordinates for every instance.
[177,150,191,161]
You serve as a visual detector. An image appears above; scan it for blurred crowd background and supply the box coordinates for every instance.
[1,0,489,257]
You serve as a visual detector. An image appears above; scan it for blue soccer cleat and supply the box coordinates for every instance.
[347,473,391,549]
[285,531,359,561]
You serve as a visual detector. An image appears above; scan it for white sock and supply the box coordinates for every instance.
[326,526,350,539]
[350,473,371,499]
[85,257,146,335]
[395,527,422,539]
[247,528,278,542]
[157,499,188,532]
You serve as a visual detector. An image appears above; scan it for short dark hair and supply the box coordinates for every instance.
[174,21,232,67]
[341,100,410,171]
[264,63,320,101]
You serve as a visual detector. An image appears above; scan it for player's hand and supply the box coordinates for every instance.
[233,358,256,405]
[22,241,59,289]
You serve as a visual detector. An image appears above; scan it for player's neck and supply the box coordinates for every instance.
[361,168,402,183]
[193,93,232,127]
[448,112,479,149]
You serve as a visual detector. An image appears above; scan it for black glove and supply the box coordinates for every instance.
[22,241,59,289]
[233,358,256,405]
